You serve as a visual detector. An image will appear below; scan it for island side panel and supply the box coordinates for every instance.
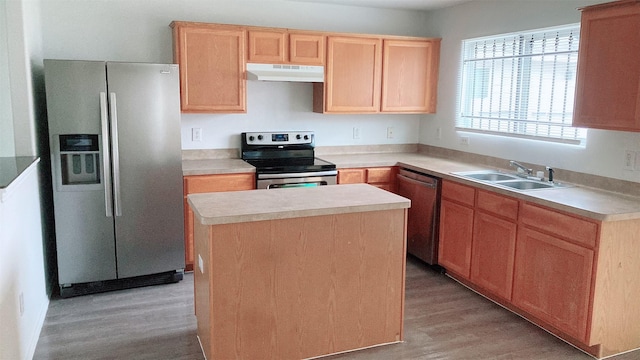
[204,209,406,360]
[193,219,212,360]
[590,218,640,358]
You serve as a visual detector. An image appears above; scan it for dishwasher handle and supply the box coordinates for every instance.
[397,170,439,188]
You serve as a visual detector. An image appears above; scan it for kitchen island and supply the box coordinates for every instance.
[188,184,410,360]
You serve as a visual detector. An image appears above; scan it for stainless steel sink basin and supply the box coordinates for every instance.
[453,170,570,191]
[462,172,520,181]
[497,180,555,190]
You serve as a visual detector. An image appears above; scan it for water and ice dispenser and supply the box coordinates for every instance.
[57,134,101,187]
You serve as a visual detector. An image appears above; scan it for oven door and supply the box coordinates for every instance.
[257,170,337,189]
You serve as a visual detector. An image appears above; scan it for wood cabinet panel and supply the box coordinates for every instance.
[290,33,325,65]
[248,30,287,63]
[438,199,474,279]
[513,227,594,342]
[183,173,255,270]
[471,211,516,300]
[441,180,475,207]
[476,189,518,221]
[367,167,396,184]
[171,22,246,113]
[520,202,598,248]
[337,168,366,184]
[381,39,440,113]
[322,36,382,113]
[573,1,640,131]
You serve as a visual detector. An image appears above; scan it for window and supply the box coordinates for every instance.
[458,25,586,144]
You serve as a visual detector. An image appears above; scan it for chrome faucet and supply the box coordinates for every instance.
[509,160,532,176]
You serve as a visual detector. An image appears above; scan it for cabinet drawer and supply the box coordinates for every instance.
[442,180,475,207]
[338,168,367,184]
[477,190,518,221]
[366,167,396,183]
[185,173,255,194]
[520,202,598,248]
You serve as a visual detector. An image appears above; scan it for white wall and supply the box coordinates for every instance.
[0,163,49,360]
[0,0,15,157]
[420,0,640,183]
[38,0,430,149]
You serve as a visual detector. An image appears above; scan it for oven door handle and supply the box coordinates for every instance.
[258,170,338,179]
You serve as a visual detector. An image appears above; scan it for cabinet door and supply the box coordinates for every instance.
[470,211,517,300]
[438,199,474,279]
[323,36,382,113]
[573,2,640,131]
[290,33,325,65]
[183,173,255,270]
[512,227,594,342]
[172,24,246,113]
[381,39,440,113]
[248,30,287,63]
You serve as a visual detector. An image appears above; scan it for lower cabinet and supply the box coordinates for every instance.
[183,173,255,270]
[512,227,594,342]
[337,166,398,192]
[436,179,640,357]
[438,199,473,278]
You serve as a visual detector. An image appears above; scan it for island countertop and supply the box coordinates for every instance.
[188,183,410,225]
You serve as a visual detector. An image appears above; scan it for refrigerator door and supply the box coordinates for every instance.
[106,62,185,278]
[44,59,118,284]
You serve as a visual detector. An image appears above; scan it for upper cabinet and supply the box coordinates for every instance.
[171,22,246,113]
[170,21,440,114]
[248,29,324,65]
[314,36,440,114]
[573,0,640,132]
[316,36,383,113]
[382,39,440,113]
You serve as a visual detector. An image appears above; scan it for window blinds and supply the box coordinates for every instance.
[458,25,586,143]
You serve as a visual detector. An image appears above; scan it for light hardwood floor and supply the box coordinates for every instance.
[34,256,640,360]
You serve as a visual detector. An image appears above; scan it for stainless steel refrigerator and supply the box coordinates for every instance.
[44,60,184,297]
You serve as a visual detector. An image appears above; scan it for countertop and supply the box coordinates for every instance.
[183,153,640,222]
[0,156,40,189]
[188,183,410,225]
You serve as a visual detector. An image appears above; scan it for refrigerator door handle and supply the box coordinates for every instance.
[109,92,123,217]
[100,92,114,217]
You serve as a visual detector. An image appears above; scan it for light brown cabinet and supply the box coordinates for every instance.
[314,36,441,114]
[248,29,324,65]
[573,0,640,131]
[337,166,397,192]
[171,22,246,113]
[381,39,440,113]
[470,190,518,301]
[438,181,475,278]
[183,173,255,270]
[315,36,383,113]
[439,179,640,358]
[513,226,594,342]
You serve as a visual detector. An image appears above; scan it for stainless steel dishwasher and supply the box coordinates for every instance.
[396,168,440,265]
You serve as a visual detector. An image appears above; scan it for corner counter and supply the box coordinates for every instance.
[188,184,410,360]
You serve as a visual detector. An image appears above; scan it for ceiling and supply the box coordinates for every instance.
[287,0,473,11]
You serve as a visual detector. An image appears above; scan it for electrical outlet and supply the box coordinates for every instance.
[436,127,441,140]
[460,136,470,146]
[387,127,394,139]
[353,127,360,139]
[19,292,24,316]
[192,128,202,142]
[624,150,635,170]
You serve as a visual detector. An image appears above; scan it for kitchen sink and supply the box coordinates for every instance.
[496,180,555,190]
[460,172,520,182]
[453,170,570,191]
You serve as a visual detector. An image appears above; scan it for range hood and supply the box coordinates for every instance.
[246,63,324,83]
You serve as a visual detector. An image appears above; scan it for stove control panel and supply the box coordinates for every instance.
[243,131,314,146]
